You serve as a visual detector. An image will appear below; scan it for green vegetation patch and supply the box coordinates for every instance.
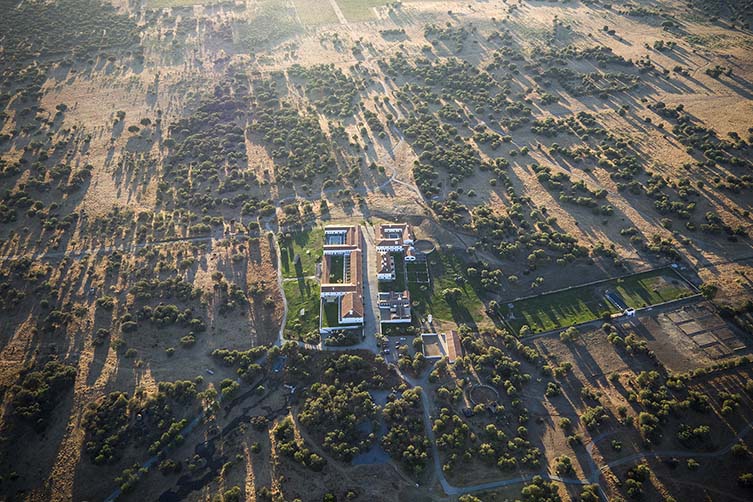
[381,324,417,337]
[237,0,302,49]
[292,0,339,26]
[504,268,695,335]
[406,261,430,283]
[409,248,485,326]
[0,0,141,58]
[336,0,392,22]
[280,227,323,279]
[9,361,76,432]
[614,269,694,309]
[504,287,616,335]
[381,387,429,474]
[321,299,340,328]
[328,255,344,283]
[392,253,406,291]
[283,279,320,338]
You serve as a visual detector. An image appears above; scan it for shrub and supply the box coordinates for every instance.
[9,361,76,431]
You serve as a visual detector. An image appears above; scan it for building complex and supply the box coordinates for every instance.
[378,290,411,324]
[375,223,414,324]
[319,225,364,333]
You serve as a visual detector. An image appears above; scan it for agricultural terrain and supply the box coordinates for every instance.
[1,0,753,501]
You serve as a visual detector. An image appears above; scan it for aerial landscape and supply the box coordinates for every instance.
[2,0,753,500]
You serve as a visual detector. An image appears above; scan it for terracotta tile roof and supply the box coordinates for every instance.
[378,252,394,274]
[319,225,364,324]
[320,284,357,294]
[446,330,463,363]
[324,225,362,249]
[376,223,414,248]
[340,291,363,319]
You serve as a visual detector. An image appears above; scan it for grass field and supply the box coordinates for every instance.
[504,288,616,335]
[393,254,406,291]
[321,299,340,328]
[504,268,696,335]
[337,0,391,22]
[283,279,320,336]
[280,227,323,279]
[292,0,339,25]
[409,248,485,326]
[614,269,694,308]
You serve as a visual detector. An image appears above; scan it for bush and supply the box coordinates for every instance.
[96,296,116,310]
[9,361,76,431]
[739,473,753,488]
[158,459,181,475]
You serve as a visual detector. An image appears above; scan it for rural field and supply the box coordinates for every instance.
[1,0,753,501]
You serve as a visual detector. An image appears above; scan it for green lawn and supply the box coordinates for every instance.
[393,253,406,291]
[336,0,391,22]
[614,269,694,308]
[503,288,616,335]
[283,279,320,337]
[328,255,344,283]
[280,227,323,279]
[321,300,340,328]
[504,268,695,335]
[409,249,486,326]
